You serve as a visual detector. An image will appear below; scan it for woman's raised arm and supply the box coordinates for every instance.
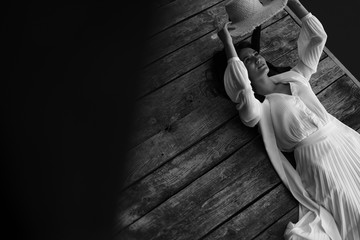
[287,0,309,20]
[288,0,328,80]
[217,22,238,60]
[217,23,262,127]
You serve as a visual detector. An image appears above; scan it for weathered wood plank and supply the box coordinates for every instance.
[319,75,360,130]
[123,97,237,188]
[271,47,327,68]
[116,118,257,230]
[273,49,344,93]
[117,76,360,240]
[122,54,343,189]
[324,46,360,89]
[143,1,228,66]
[271,46,301,67]
[253,208,298,240]
[131,15,300,148]
[309,57,344,93]
[144,3,289,66]
[202,184,297,240]
[258,17,300,61]
[218,76,360,240]
[137,11,292,99]
[115,55,342,232]
[118,136,280,240]
[147,0,225,37]
[115,53,341,230]
[131,61,221,148]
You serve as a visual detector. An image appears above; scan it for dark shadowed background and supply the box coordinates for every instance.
[304,0,360,81]
[2,2,150,240]
[1,0,359,240]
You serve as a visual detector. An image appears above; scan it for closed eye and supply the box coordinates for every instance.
[243,52,258,65]
[243,57,250,64]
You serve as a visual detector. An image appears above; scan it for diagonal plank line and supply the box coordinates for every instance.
[115,129,258,234]
[115,65,348,238]
[118,71,360,240]
[250,205,298,240]
[198,182,283,240]
[146,0,227,39]
[136,12,290,101]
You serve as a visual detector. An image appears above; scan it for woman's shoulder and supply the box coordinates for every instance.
[270,70,302,82]
[270,70,311,88]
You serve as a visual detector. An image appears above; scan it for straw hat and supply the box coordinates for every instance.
[225,0,288,37]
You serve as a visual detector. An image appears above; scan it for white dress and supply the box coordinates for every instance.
[224,13,360,240]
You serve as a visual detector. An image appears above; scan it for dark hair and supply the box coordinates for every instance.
[235,41,253,55]
[211,40,266,102]
[210,38,291,103]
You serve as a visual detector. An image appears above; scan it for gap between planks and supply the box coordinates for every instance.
[114,73,359,240]
[198,182,283,240]
[115,70,356,238]
[138,11,289,100]
[129,14,302,156]
[123,51,341,191]
[146,0,227,39]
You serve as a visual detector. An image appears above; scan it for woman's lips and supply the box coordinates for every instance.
[258,63,266,69]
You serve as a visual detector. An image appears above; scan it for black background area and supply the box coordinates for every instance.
[2,2,150,240]
[304,0,360,81]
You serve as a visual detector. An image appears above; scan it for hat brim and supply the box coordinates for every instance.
[228,0,288,37]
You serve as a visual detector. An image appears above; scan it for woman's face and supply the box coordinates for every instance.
[239,48,269,83]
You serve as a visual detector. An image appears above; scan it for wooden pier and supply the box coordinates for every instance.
[115,1,360,239]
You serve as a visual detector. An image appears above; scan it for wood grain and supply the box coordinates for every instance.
[319,74,360,130]
[202,184,297,240]
[114,1,360,239]
[309,57,344,93]
[119,52,344,225]
[122,97,237,188]
[143,1,229,66]
[253,207,298,240]
[116,118,257,230]
[272,48,344,93]
[121,55,346,190]
[272,47,327,68]
[118,136,280,240]
[147,0,225,37]
[137,12,292,100]
[116,75,360,240]
[131,15,300,148]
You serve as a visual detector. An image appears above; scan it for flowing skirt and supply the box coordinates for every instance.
[294,118,360,240]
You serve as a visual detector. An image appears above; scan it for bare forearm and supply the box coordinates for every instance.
[287,0,309,20]
[218,22,238,60]
[223,40,238,60]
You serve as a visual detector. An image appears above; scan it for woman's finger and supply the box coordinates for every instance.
[223,21,231,29]
[227,24,235,31]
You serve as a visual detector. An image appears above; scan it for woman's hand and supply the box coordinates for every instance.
[217,22,238,60]
[217,22,233,45]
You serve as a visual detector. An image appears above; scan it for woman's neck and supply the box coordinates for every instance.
[252,76,277,96]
